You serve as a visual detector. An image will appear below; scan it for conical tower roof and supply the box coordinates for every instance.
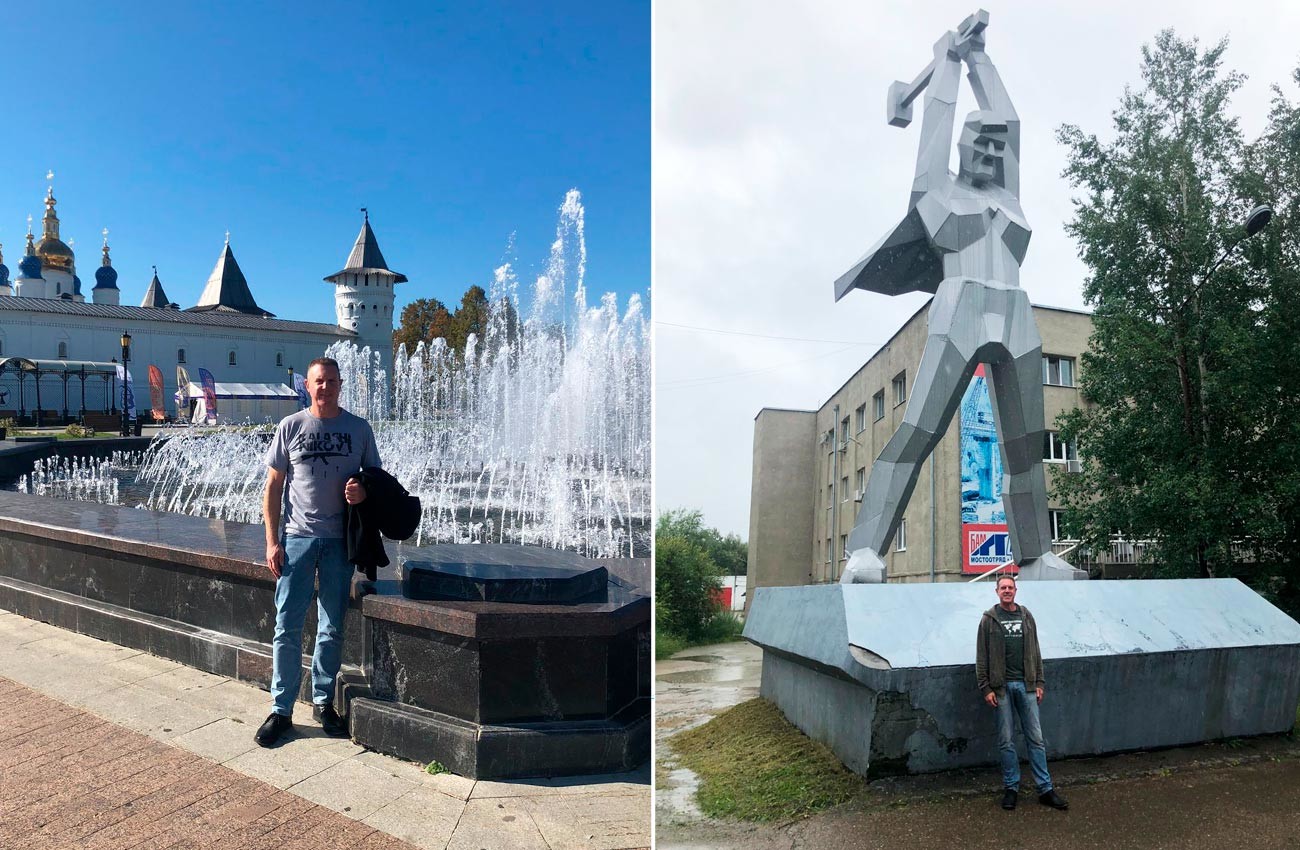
[140,267,173,308]
[324,210,407,283]
[189,239,274,317]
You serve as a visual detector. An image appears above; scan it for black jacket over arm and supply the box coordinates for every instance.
[345,467,422,581]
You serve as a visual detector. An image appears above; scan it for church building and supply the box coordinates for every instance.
[0,185,405,420]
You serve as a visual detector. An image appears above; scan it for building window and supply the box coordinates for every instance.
[57,341,68,359]
[347,303,354,317]
[855,403,866,433]
[1043,355,1075,387]
[1044,431,1077,462]
[873,390,885,421]
[177,348,186,363]
[896,518,907,552]
[826,538,833,565]
[841,476,849,501]
[839,416,849,443]
[855,467,866,494]
[839,535,848,562]
[276,352,283,367]
[1049,509,1066,542]
[228,350,237,366]
[892,372,907,407]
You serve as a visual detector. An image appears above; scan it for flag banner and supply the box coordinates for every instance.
[198,368,217,425]
[147,365,165,421]
[116,363,137,421]
[293,373,310,409]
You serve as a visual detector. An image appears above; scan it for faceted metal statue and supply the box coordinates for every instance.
[837,11,1084,582]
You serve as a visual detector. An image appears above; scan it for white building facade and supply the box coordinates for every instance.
[0,187,405,420]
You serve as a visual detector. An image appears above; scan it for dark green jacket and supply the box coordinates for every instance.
[975,604,1045,696]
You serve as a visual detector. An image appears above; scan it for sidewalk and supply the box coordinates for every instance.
[0,610,649,850]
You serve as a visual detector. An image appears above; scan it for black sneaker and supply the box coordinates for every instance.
[1001,788,1018,810]
[1039,789,1069,810]
[255,712,292,748]
[313,703,347,737]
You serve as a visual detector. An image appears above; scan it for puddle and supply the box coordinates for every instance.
[674,654,726,664]
[657,667,751,684]
[656,766,704,821]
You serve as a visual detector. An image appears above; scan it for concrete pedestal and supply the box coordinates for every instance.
[744,581,1300,777]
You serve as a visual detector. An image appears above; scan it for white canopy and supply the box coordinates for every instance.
[175,381,300,424]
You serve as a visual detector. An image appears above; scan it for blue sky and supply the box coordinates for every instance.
[0,1,649,327]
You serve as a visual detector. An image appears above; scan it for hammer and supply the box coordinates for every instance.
[886,10,989,128]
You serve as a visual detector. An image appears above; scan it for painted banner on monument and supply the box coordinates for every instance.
[959,365,1014,574]
[198,368,217,425]
[147,365,165,421]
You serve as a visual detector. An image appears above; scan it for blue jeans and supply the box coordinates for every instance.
[270,535,352,716]
[997,680,1053,793]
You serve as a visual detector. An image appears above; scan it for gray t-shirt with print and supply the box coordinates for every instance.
[264,408,381,539]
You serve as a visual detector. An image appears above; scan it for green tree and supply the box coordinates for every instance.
[655,535,721,640]
[1054,32,1297,582]
[451,285,491,353]
[393,298,453,354]
[657,508,748,576]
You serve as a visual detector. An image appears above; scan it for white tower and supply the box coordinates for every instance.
[325,209,406,366]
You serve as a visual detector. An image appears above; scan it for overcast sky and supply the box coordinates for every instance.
[654,0,1300,536]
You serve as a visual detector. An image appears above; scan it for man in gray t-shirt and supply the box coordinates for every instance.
[254,357,381,748]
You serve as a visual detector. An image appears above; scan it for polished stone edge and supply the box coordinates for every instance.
[347,694,651,780]
[0,514,267,583]
[0,574,332,706]
[401,561,609,604]
[361,592,650,639]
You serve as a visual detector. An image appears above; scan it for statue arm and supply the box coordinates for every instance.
[911,34,964,202]
[965,50,1021,197]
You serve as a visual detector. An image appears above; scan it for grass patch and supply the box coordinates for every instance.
[670,697,862,822]
[656,631,687,660]
[657,611,746,661]
[423,760,448,776]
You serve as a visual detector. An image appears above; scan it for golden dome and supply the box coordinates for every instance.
[36,186,74,271]
[36,235,74,270]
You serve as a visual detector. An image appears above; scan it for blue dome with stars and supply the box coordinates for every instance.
[18,251,42,279]
[94,263,118,290]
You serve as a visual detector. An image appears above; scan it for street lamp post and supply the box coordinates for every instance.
[120,331,132,437]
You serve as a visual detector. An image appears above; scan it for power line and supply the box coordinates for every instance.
[656,321,873,345]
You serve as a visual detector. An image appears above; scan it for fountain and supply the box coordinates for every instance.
[73,190,651,559]
[0,191,650,778]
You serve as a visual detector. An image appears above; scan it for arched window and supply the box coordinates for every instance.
[228,350,237,366]
[276,352,283,367]
[347,303,354,316]
[360,304,366,312]
[177,348,186,364]
[57,341,68,359]
[55,282,61,295]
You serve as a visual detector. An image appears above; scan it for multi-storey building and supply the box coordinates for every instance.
[748,301,1092,591]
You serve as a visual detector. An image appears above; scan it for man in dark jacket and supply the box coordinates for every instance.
[975,574,1069,811]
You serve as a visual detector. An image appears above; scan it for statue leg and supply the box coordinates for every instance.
[843,282,982,582]
[986,292,1086,581]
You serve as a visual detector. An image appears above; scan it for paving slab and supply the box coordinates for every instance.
[363,784,466,850]
[287,754,421,819]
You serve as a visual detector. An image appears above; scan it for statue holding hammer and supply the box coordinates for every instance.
[837,11,1084,583]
